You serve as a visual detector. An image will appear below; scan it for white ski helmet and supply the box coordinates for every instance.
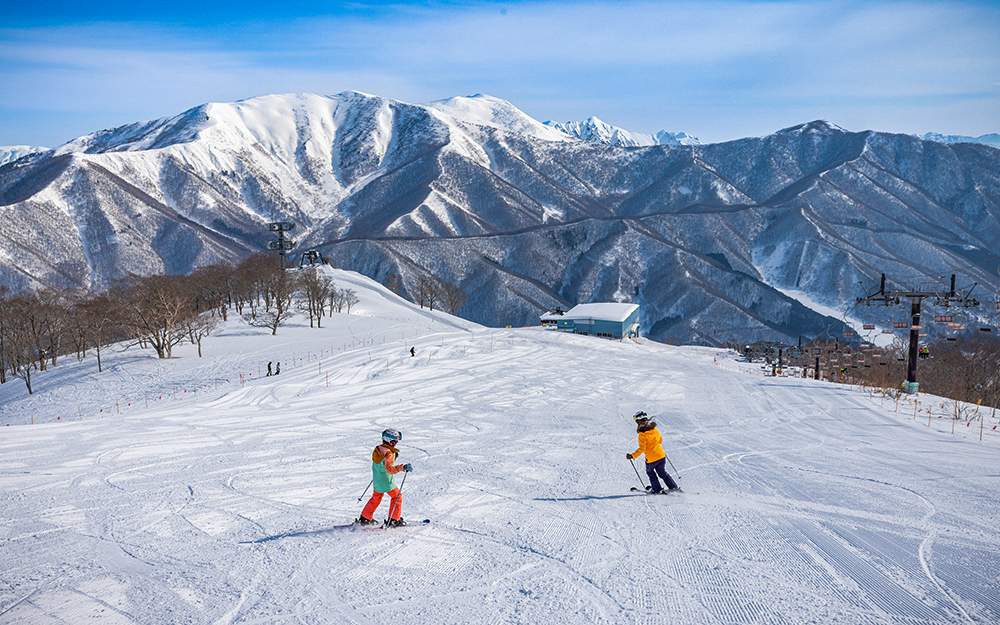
[633,411,649,423]
[382,428,402,445]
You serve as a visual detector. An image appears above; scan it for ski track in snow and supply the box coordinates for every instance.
[1,271,999,624]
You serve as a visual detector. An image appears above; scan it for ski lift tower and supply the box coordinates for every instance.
[857,273,979,393]
[267,221,295,269]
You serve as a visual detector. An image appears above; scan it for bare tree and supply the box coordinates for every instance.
[78,294,121,372]
[190,263,233,321]
[120,275,195,358]
[296,269,334,328]
[243,268,296,335]
[342,288,359,314]
[3,296,37,394]
[437,277,467,315]
[38,288,74,368]
[233,254,276,318]
[385,273,403,296]
[329,288,345,313]
[182,311,221,357]
[417,274,439,310]
[14,291,50,372]
[0,286,9,384]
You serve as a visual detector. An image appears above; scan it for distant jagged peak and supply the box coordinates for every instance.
[425,94,573,142]
[543,117,700,147]
[917,131,1000,149]
[653,130,700,146]
[776,120,849,136]
[0,145,48,166]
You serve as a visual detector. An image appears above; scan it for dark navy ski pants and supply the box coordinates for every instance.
[645,458,678,491]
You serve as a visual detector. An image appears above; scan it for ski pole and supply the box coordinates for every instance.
[357,479,373,502]
[387,473,407,522]
[628,457,647,490]
[664,451,680,480]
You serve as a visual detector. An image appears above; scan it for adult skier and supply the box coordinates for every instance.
[357,428,412,527]
[626,411,680,493]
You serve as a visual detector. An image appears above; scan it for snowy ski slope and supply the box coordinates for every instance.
[1,269,998,624]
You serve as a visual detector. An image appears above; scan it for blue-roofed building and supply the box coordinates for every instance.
[547,303,641,339]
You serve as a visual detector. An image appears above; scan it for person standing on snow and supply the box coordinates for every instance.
[357,428,412,527]
[626,411,680,493]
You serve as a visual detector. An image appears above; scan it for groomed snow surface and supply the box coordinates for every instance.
[2,269,998,624]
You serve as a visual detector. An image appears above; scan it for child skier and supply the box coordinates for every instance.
[626,411,680,493]
[357,428,412,527]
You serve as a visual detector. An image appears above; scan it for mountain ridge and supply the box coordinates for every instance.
[543,116,700,147]
[2,92,998,345]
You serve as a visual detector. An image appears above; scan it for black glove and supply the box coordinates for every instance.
[403,463,413,472]
[626,453,633,460]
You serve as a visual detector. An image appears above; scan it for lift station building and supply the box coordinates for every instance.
[546,303,641,339]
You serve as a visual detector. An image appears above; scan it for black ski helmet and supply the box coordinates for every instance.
[382,428,402,445]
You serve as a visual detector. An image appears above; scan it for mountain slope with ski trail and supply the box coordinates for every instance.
[1,269,998,624]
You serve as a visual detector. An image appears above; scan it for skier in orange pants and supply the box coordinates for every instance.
[358,428,412,527]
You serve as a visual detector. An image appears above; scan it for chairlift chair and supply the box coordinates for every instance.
[892,305,909,332]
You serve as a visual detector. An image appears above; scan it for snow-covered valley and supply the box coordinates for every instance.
[1,269,998,624]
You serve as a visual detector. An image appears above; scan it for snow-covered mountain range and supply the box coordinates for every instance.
[917,132,1000,150]
[544,117,700,147]
[2,92,999,345]
[0,145,48,166]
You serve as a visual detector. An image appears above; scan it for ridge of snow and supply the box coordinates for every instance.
[426,94,573,143]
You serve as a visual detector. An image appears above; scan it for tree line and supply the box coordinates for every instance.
[0,255,364,395]
[762,335,1000,414]
[385,273,466,314]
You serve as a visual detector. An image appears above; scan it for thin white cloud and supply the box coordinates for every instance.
[1,0,998,145]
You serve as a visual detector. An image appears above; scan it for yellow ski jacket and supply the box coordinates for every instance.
[632,423,666,463]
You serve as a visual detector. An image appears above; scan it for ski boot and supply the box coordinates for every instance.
[385,518,407,528]
[356,516,378,526]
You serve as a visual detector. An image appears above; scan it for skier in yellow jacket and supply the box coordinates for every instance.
[626,411,680,493]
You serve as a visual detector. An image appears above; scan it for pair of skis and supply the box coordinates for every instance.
[629,486,677,495]
[354,518,431,529]
[628,455,683,494]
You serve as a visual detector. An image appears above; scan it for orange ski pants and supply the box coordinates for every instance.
[361,487,401,521]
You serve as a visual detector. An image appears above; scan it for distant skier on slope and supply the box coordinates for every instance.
[626,411,680,494]
[357,428,412,527]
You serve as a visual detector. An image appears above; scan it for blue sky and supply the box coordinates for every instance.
[2,0,998,147]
